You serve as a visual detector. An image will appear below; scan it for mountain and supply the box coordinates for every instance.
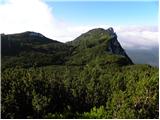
[1,28,158,119]
[67,27,133,65]
[1,28,133,69]
[1,31,72,69]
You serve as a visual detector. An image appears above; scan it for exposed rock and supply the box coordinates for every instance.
[106,28,133,64]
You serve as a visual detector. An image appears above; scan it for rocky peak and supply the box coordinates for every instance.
[106,27,117,38]
[107,27,114,33]
[106,29,133,64]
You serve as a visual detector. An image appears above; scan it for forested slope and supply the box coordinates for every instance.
[1,28,159,119]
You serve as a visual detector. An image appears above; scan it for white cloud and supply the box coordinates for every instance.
[0,0,63,40]
[114,26,158,50]
[112,26,158,67]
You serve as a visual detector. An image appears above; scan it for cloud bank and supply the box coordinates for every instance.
[0,0,60,39]
[114,26,158,67]
[0,0,158,66]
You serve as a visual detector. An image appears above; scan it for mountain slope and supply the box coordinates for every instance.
[1,28,158,119]
[1,28,133,69]
[67,27,133,65]
[1,31,72,69]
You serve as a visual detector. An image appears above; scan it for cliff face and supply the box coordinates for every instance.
[106,28,133,63]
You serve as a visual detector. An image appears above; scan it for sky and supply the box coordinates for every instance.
[47,1,158,26]
[0,0,159,66]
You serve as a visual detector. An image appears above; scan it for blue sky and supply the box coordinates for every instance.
[45,1,158,26]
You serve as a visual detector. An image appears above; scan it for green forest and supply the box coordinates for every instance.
[1,28,159,119]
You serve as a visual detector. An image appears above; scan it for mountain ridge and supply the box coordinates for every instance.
[1,27,133,68]
[67,27,133,65]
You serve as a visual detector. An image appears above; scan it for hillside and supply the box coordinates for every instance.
[1,28,159,119]
[1,31,72,69]
[67,27,133,65]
